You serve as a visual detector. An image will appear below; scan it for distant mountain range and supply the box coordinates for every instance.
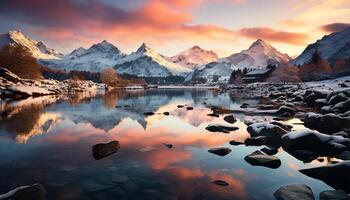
[1,28,349,80]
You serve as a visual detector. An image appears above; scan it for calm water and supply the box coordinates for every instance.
[0,89,331,200]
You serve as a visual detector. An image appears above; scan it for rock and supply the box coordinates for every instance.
[271,121,293,131]
[261,146,278,155]
[277,106,295,117]
[92,140,120,160]
[143,112,155,116]
[300,161,350,193]
[212,180,229,186]
[163,112,170,116]
[208,147,232,156]
[273,184,315,200]
[304,89,330,106]
[319,190,349,200]
[244,150,281,169]
[304,113,350,134]
[206,124,239,133]
[240,103,250,108]
[223,115,236,124]
[244,117,266,125]
[177,105,184,108]
[207,113,220,117]
[0,184,45,200]
[186,106,194,110]
[229,140,243,145]
[328,93,348,105]
[163,143,173,148]
[281,130,350,162]
[333,99,350,113]
[244,136,267,146]
[247,122,288,146]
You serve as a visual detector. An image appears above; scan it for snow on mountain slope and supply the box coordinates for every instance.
[40,40,126,72]
[188,39,291,82]
[168,46,219,69]
[114,43,192,77]
[291,27,350,66]
[0,30,62,59]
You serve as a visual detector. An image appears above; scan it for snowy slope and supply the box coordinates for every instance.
[168,46,219,69]
[114,43,192,77]
[291,27,350,66]
[0,30,62,59]
[41,40,126,72]
[188,39,291,82]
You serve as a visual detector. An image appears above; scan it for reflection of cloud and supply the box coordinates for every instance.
[147,150,191,170]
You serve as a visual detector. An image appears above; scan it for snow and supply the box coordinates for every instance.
[9,85,52,95]
[246,68,271,75]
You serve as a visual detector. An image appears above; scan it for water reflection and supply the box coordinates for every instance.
[0,89,334,199]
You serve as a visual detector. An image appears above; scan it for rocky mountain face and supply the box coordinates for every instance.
[187,39,291,82]
[113,43,192,77]
[292,27,350,66]
[167,46,219,70]
[0,30,62,59]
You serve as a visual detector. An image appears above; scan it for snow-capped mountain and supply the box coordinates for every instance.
[0,30,62,59]
[187,39,291,82]
[114,43,192,77]
[292,27,350,66]
[167,46,219,69]
[41,40,126,72]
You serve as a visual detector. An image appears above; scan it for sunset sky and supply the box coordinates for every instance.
[0,0,349,57]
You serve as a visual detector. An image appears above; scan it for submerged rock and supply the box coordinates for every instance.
[300,161,350,193]
[208,147,232,156]
[206,124,239,133]
[143,112,155,116]
[223,115,236,124]
[229,140,243,145]
[273,184,315,200]
[186,106,194,110]
[212,180,229,186]
[319,190,349,200]
[244,150,281,169]
[92,140,120,160]
[0,184,45,200]
[177,105,185,108]
[163,112,170,116]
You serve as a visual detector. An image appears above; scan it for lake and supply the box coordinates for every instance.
[0,89,331,200]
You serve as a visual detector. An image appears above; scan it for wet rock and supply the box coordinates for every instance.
[186,106,194,110]
[319,190,349,200]
[163,112,170,116]
[206,124,238,133]
[277,106,295,117]
[223,115,236,124]
[244,150,281,169]
[304,113,350,134]
[261,146,278,155]
[212,180,229,186]
[143,112,155,116]
[273,184,315,200]
[177,105,184,108]
[244,136,267,146]
[229,140,243,145]
[271,121,293,131]
[163,143,173,148]
[304,89,330,106]
[333,99,350,113]
[208,147,232,156]
[207,113,220,117]
[240,103,250,108]
[281,130,350,162]
[244,117,266,125]
[300,161,350,193]
[328,93,348,105]
[0,184,45,200]
[92,140,120,160]
[247,122,288,146]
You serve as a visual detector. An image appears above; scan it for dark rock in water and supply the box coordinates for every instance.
[186,107,194,110]
[240,103,250,108]
[277,106,295,117]
[328,93,348,105]
[212,180,229,186]
[271,121,293,131]
[304,89,330,106]
[244,136,267,146]
[0,184,45,200]
[300,161,350,193]
[340,83,350,88]
[92,140,120,160]
[229,140,243,145]
[177,105,185,108]
[143,112,155,116]
[207,113,220,117]
[292,96,303,102]
[124,105,130,108]
[273,184,315,200]
[163,143,173,148]
[333,99,350,113]
[163,112,170,116]
[223,115,236,124]
[261,146,278,155]
[208,147,232,156]
[319,190,349,200]
[206,124,238,133]
[304,113,350,134]
[281,130,350,162]
[247,122,288,146]
[244,150,281,169]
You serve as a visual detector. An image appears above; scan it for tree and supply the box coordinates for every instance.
[0,45,43,80]
[100,67,121,86]
[299,50,332,81]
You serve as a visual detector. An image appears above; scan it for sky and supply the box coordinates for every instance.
[0,0,349,57]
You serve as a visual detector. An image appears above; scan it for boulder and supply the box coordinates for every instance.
[244,136,267,146]
[92,140,120,160]
[319,190,349,200]
[300,161,350,193]
[163,112,170,116]
[186,106,194,110]
[244,150,281,169]
[208,147,232,156]
[0,184,45,200]
[277,106,296,117]
[206,124,239,133]
[273,184,315,200]
[304,113,350,134]
[333,99,350,113]
[247,122,288,146]
[229,140,243,145]
[143,112,155,116]
[261,146,278,155]
[223,115,236,124]
[328,93,348,105]
[281,130,350,162]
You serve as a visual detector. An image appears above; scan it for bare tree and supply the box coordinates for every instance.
[100,67,120,86]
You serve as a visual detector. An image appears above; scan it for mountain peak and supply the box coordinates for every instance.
[137,42,153,53]
[190,45,201,50]
[89,40,120,53]
[249,39,272,49]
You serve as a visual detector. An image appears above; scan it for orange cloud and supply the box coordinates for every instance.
[320,22,350,33]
